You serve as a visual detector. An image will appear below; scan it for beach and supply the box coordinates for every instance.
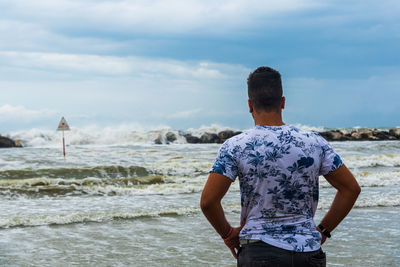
[0,127,399,266]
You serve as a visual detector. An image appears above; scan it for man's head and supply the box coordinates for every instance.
[247,66,283,113]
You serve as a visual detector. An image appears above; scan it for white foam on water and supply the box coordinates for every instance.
[63,182,205,196]
[186,124,242,137]
[0,177,103,188]
[6,125,400,149]
[318,194,400,210]
[292,124,326,132]
[319,169,400,188]
[0,175,207,197]
[9,126,167,147]
[0,183,397,229]
[0,206,199,229]
[344,154,400,168]
[7,124,244,147]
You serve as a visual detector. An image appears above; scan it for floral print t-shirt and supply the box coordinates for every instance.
[211,125,343,252]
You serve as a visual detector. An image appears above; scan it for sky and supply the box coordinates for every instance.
[1,0,399,132]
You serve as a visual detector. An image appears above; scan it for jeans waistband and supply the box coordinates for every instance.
[239,239,262,245]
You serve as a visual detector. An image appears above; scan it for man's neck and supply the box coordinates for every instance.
[252,110,285,126]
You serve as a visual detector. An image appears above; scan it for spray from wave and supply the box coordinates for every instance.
[6,124,329,147]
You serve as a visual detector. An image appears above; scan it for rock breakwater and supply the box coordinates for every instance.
[319,128,400,141]
[2,127,399,147]
[155,128,400,144]
[0,135,22,148]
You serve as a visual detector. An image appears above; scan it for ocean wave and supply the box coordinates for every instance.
[0,175,208,197]
[0,207,199,229]
[319,169,400,188]
[7,124,240,147]
[318,195,400,210]
[0,165,149,180]
[2,166,399,197]
[9,124,391,147]
[344,154,400,168]
[0,175,172,196]
[1,194,398,229]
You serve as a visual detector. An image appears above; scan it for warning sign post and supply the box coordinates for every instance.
[57,117,70,157]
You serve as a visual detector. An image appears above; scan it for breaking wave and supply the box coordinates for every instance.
[0,176,172,197]
[0,165,150,180]
[4,123,340,147]
[6,124,241,147]
[1,194,398,229]
[0,207,199,229]
[344,154,400,168]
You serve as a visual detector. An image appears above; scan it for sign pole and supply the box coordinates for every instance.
[57,117,70,158]
[62,130,66,157]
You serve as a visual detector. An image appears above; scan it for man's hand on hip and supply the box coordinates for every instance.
[223,222,245,259]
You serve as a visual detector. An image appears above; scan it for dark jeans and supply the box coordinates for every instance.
[237,241,326,267]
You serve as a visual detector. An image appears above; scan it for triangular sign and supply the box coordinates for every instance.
[57,117,70,131]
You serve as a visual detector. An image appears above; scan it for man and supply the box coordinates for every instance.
[200,66,360,266]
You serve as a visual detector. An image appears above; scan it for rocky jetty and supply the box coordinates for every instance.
[318,128,400,141]
[154,128,400,144]
[0,135,22,148]
[154,130,244,144]
[165,132,177,143]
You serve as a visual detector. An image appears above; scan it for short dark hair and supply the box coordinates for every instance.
[247,66,283,112]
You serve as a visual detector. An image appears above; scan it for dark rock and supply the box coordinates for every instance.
[347,129,376,140]
[218,130,242,142]
[358,129,374,140]
[0,135,21,148]
[200,133,220,143]
[184,134,201,144]
[339,129,350,136]
[319,130,346,141]
[350,131,362,140]
[154,134,163,144]
[14,139,24,147]
[389,128,400,138]
[340,130,353,140]
[218,130,234,141]
[165,132,177,143]
[372,129,391,140]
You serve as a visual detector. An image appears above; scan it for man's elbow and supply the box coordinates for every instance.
[200,196,211,212]
[200,194,217,213]
[347,183,361,199]
[353,184,361,197]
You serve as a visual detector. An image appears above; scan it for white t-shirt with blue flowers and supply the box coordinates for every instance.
[211,125,343,252]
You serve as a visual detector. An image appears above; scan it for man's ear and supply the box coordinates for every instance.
[248,99,254,113]
[281,96,285,110]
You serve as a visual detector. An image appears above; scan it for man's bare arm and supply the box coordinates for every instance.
[200,172,232,237]
[200,172,244,258]
[319,164,361,242]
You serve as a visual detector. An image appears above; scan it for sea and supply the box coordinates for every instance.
[0,125,399,267]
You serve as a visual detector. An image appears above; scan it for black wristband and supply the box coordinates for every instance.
[318,224,331,238]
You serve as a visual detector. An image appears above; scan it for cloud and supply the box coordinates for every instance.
[0,50,250,130]
[0,0,399,131]
[283,70,400,127]
[3,0,397,41]
[0,51,250,80]
[2,0,322,35]
[0,104,57,122]
[0,0,398,56]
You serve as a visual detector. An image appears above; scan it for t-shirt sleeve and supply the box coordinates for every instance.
[317,135,344,176]
[210,140,238,181]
